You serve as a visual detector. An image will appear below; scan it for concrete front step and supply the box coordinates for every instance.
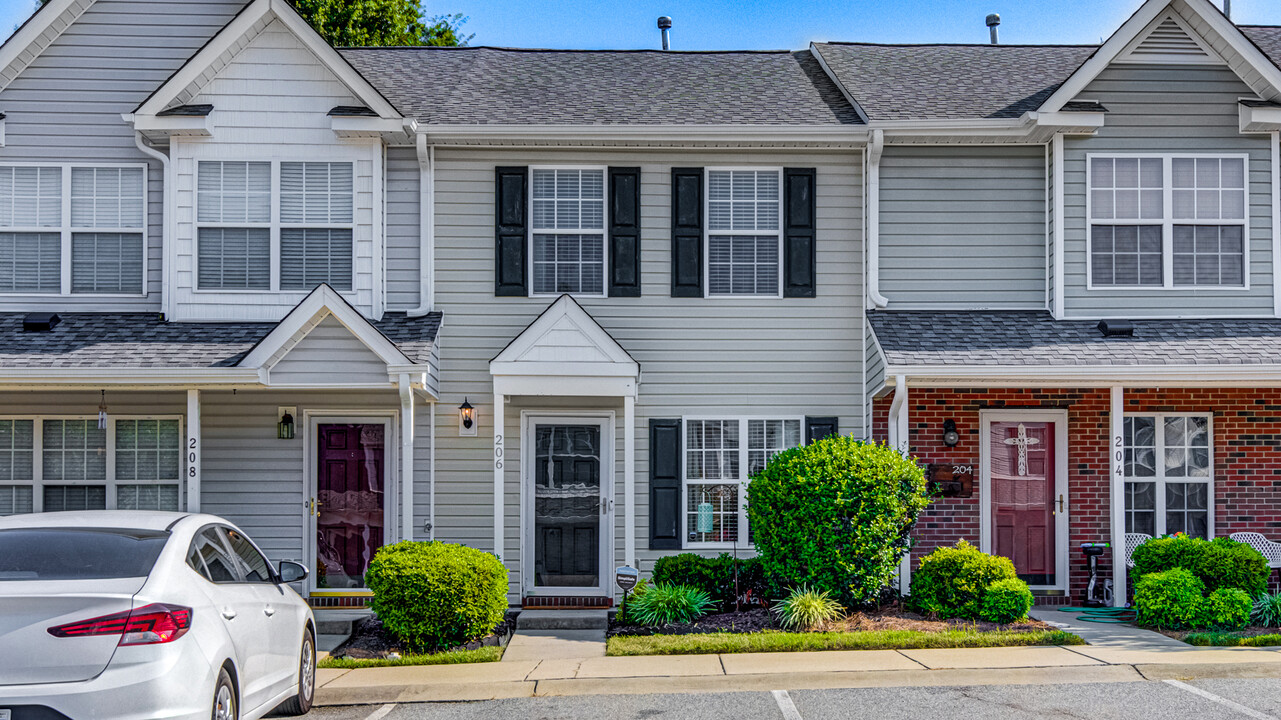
[314,608,373,636]
[516,609,609,630]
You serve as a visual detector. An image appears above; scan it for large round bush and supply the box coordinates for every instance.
[1131,535,1269,596]
[365,541,508,652]
[909,540,1019,620]
[747,437,930,607]
[980,577,1035,624]
[1135,568,1206,630]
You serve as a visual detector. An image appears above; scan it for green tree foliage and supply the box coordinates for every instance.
[292,0,471,47]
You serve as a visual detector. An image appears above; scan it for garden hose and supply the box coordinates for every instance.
[1058,606,1137,624]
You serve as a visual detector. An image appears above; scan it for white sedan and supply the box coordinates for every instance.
[0,511,316,720]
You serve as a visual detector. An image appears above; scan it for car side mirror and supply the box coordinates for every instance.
[278,560,309,584]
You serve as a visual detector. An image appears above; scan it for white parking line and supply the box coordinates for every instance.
[363,703,397,720]
[772,689,803,720]
[1164,679,1278,720]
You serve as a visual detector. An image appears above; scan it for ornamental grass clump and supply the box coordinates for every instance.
[773,585,846,631]
[748,436,930,607]
[628,584,716,626]
[1251,592,1281,628]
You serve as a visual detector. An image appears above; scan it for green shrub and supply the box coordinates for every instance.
[747,437,930,607]
[1131,535,1269,596]
[773,585,845,631]
[652,553,768,608]
[1202,588,1252,631]
[979,578,1035,624]
[909,540,1019,620]
[1252,592,1281,628]
[627,584,716,626]
[365,541,508,652]
[1134,568,1207,630]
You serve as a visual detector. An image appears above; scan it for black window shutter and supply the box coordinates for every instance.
[783,168,817,298]
[609,167,641,297]
[805,416,839,444]
[670,167,703,297]
[494,166,528,296]
[649,418,682,550]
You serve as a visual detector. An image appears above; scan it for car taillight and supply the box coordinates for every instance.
[48,603,193,645]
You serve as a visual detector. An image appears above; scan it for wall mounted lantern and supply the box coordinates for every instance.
[942,419,960,447]
[459,398,477,437]
[277,407,295,440]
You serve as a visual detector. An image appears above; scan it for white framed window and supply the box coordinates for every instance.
[1087,154,1248,289]
[682,415,802,547]
[0,164,146,296]
[705,168,782,298]
[0,416,184,516]
[1122,414,1212,538]
[196,160,353,292]
[530,167,606,296]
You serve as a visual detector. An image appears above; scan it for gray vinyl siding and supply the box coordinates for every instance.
[1062,64,1274,317]
[878,145,1048,310]
[386,146,421,310]
[267,316,393,386]
[429,148,863,597]
[0,0,245,313]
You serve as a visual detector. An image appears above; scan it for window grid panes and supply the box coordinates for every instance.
[71,233,143,294]
[1122,415,1211,538]
[0,419,34,517]
[1089,155,1248,288]
[280,162,353,224]
[280,228,353,291]
[71,167,144,229]
[114,419,181,512]
[707,170,782,296]
[684,417,802,546]
[198,228,270,290]
[0,166,62,228]
[531,169,605,296]
[0,232,60,293]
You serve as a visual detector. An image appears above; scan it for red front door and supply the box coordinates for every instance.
[315,423,385,589]
[990,421,1055,586]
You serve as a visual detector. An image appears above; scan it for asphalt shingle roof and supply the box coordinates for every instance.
[869,311,1281,367]
[339,47,862,125]
[0,312,441,369]
[1241,26,1281,70]
[811,43,1099,120]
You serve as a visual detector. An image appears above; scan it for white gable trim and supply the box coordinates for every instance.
[1114,10,1225,65]
[490,295,639,396]
[0,0,92,92]
[240,284,413,370]
[1040,0,1281,113]
[132,0,400,120]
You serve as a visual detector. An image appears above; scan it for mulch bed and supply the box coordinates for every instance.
[332,610,519,659]
[607,603,1057,638]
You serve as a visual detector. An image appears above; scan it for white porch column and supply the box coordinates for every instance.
[186,389,201,513]
[493,392,506,559]
[399,374,415,542]
[1110,385,1126,607]
[624,393,636,568]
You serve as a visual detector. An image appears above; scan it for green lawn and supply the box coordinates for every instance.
[606,629,1083,656]
[318,645,503,668]
[1183,631,1281,647]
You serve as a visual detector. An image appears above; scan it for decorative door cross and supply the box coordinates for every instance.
[1002,423,1040,476]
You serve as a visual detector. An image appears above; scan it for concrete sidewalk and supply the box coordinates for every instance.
[314,642,1281,706]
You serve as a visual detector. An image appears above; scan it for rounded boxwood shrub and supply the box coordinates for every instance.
[365,541,508,652]
[747,437,930,607]
[980,577,1035,624]
[1202,588,1253,631]
[909,540,1019,620]
[1131,535,1269,596]
[1135,567,1207,630]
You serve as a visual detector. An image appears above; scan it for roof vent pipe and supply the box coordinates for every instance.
[986,13,1001,45]
[1224,0,1231,21]
[658,16,672,51]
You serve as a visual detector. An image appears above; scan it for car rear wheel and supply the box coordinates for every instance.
[276,629,316,715]
[213,667,237,720]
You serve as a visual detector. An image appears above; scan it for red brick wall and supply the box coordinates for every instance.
[874,387,1281,600]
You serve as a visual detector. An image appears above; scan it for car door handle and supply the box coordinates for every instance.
[264,606,275,617]
[221,608,237,620]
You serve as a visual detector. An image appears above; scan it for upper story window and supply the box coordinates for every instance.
[530,167,605,296]
[706,169,782,297]
[1089,155,1247,289]
[196,161,353,292]
[0,164,146,296]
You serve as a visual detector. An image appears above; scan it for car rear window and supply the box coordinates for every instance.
[0,528,169,581]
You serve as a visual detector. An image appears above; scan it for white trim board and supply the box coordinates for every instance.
[240,284,414,370]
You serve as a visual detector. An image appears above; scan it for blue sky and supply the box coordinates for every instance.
[3,0,1281,50]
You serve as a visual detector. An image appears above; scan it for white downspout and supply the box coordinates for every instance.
[133,132,171,317]
[399,373,415,542]
[866,128,890,309]
[429,400,436,540]
[407,131,435,317]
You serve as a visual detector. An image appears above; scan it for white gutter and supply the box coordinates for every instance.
[0,367,262,384]
[885,364,1281,386]
[866,129,889,308]
[133,131,171,316]
[421,124,870,145]
[407,130,435,317]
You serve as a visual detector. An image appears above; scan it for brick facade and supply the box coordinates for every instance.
[873,387,1281,601]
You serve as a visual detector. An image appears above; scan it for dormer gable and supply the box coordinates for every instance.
[1115,11,1225,65]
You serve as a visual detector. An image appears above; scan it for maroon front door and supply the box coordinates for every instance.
[315,423,385,589]
[990,421,1055,586]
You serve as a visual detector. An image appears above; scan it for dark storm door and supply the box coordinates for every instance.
[315,423,386,589]
[532,423,604,590]
[990,421,1056,586]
